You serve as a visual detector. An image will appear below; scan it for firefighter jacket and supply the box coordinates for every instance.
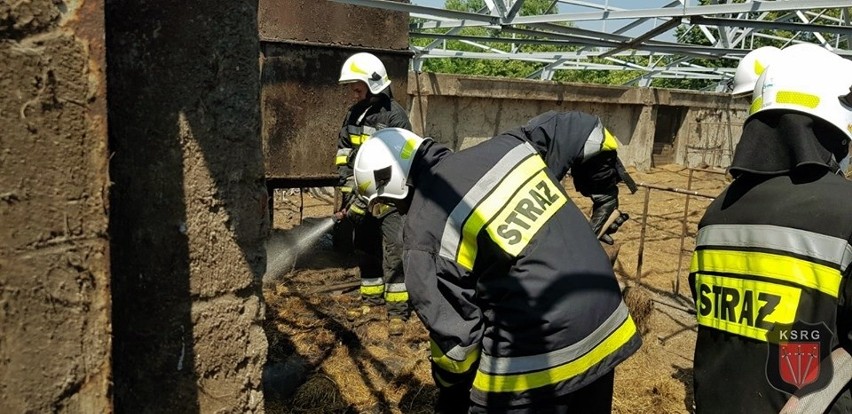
[689,113,852,413]
[336,91,411,217]
[403,111,642,408]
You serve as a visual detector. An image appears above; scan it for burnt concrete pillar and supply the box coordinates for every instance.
[105,1,268,413]
[0,0,111,412]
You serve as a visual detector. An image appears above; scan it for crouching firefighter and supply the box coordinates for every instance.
[352,110,642,413]
[334,52,413,334]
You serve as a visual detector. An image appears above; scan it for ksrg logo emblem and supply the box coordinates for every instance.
[766,321,833,395]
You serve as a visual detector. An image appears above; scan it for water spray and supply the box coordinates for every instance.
[263,216,337,285]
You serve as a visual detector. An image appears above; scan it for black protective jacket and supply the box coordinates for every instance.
[337,91,411,170]
[336,91,411,217]
[403,111,642,408]
[689,113,852,413]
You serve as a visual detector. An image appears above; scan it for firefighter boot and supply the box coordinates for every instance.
[388,316,405,336]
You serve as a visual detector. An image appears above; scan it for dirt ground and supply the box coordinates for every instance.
[262,164,731,414]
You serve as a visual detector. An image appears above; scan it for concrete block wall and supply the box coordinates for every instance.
[106,1,268,412]
[408,72,749,171]
[0,0,112,412]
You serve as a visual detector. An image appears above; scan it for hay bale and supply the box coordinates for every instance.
[291,374,348,412]
[623,285,654,335]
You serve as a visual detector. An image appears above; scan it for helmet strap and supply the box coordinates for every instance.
[839,86,852,107]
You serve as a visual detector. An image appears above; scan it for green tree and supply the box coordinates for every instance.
[412,0,564,78]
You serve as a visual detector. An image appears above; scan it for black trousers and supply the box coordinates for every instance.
[353,209,409,318]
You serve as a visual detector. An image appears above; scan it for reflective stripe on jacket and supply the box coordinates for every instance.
[689,172,852,413]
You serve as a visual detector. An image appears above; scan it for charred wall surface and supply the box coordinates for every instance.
[259,0,410,184]
[105,1,268,412]
[0,0,111,412]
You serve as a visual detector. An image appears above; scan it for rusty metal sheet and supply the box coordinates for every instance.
[261,43,410,181]
[259,0,409,50]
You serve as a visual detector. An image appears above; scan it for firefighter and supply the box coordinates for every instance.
[334,52,412,335]
[688,51,852,413]
[352,111,642,413]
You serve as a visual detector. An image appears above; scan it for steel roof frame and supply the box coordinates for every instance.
[328,0,852,90]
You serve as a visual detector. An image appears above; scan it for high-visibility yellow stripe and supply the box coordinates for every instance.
[693,274,800,342]
[431,340,480,374]
[349,205,366,216]
[356,180,371,197]
[753,59,768,76]
[750,96,763,115]
[472,316,636,392]
[385,291,409,303]
[401,138,417,160]
[602,128,619,151]
[486,169,566,257]
[335,155,348,165]
[776,91,820,109]
[360,285,384,296]
[350,134,369,146]
[349,62,368,75]
[457,156,549,270]
[439,144,536,267]
[690,249,842,297]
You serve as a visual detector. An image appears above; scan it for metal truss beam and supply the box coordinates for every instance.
[330,0,852,88]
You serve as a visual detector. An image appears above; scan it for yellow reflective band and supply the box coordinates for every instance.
[431,340,480,375]
[384,291,409,303]
[457,156,554,269]
[339,186,353,193]
[749,96,763,115]
[473,316,637,392]
[694,274,800,342]
[350,134,364,145]
[361,285,384,296]
[690,249,842,297]
[335,155,348,166]
[602,128,619,151]
[754,59,767,76]
[486,169,567,257]
[349,205,366,216]
[371,203,391,216]
[356,180,371,196]
[776,91,820,109]
[349,61,368,76]
[401,138,417,159]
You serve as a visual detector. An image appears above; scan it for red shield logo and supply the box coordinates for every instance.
[778,342,820,388]
[766,321,833,395]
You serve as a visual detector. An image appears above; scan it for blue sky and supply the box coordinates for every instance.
[409,0,689,42]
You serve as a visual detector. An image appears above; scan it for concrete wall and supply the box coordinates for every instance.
[408,72,749,171]
[106,1,268,412]
[0,0,112,412]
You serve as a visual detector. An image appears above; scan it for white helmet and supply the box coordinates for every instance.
[781,43,839,61]
[731,46,782,97]
[749,53,852,142]
[339,52,391,95]
[353,128,426,206]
